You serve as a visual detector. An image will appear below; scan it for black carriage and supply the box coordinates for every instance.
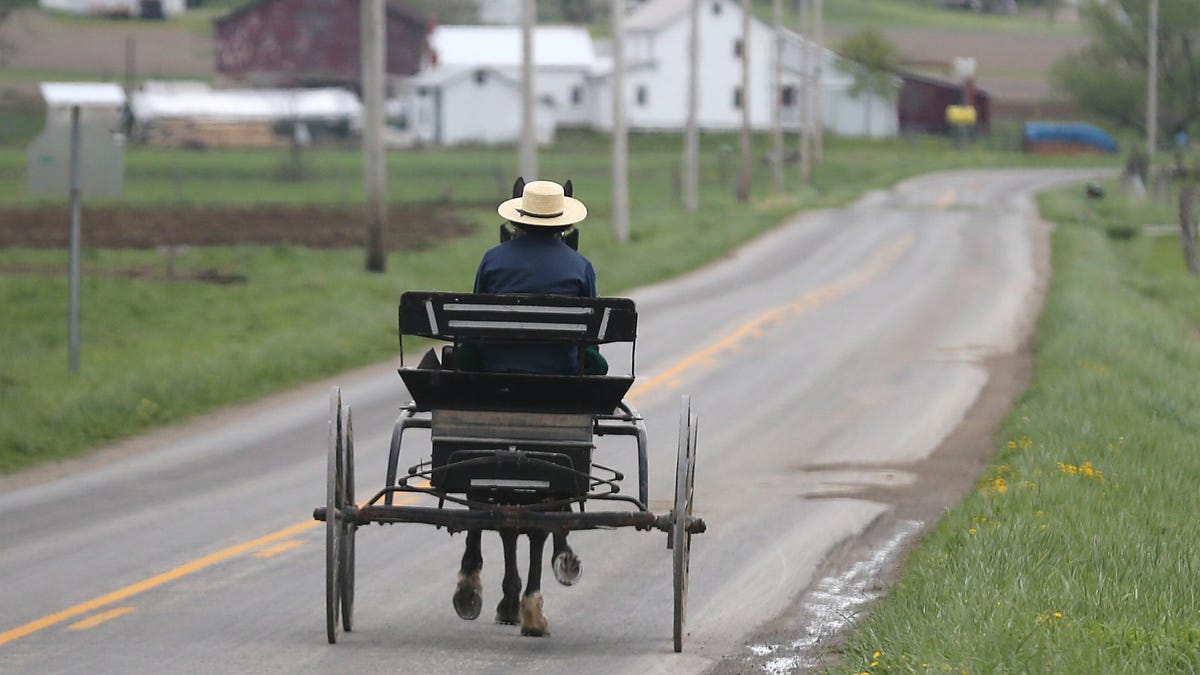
[314,291,705,651]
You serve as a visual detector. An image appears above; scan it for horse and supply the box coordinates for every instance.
[452,516,582,636]
[448,176,588,637]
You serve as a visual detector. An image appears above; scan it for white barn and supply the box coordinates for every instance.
[396,66,555,146]
[428,25,598,129]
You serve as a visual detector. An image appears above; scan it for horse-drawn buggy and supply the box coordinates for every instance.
[313,289,706,651]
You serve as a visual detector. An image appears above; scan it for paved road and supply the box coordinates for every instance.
[0,169,1097,674]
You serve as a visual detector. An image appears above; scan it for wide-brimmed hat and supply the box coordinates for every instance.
[497,180,588,227]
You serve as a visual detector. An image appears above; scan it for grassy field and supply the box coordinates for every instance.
[832,178,1200,673]
[0,133,1114,473]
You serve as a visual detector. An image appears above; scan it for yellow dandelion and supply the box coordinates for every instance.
[968,528,977,535]
[874,651,882,658]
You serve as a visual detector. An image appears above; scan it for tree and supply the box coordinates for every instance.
[1051,0,1200,138]
[0,0,23,69]
[834,29,901,138]
[394,0,477,23]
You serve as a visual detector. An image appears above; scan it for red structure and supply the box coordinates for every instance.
[215,0,432,88]
[897,72,991,135]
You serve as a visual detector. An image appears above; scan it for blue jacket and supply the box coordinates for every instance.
[473,231,597,374]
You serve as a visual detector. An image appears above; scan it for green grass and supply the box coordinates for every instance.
[832,179,1200,673]
[751,0,1082,34]
[0,133,1114,473]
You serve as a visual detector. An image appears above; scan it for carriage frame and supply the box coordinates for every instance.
[313,291,705,651]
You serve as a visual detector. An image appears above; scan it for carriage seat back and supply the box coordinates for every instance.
[397,291,637,415]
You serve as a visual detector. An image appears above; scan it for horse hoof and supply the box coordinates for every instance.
[519,592,550,637]
[453,572,482,621]
[495,596,520,625]
[552,551,582,586]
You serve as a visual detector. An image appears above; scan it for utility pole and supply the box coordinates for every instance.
[736,0,751,203]
[1147,0,1159,173]
[813,0,824,163]
[683,0,700,211]
[361,0,386,273]
[771,0,783,192]
[612,0,629,242]
[520,0,538,180]
[799,0,812,186]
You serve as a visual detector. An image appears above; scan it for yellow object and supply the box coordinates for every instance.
[945,105,978,127]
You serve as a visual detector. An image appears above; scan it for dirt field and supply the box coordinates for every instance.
[0,203,477,249]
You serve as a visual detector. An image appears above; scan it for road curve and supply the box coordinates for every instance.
[0,168,1099,674]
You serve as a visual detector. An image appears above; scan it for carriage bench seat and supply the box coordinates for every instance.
[395,291,638,496]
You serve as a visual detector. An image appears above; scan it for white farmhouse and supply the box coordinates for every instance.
[592,0,898,137]
[398,66,555,146]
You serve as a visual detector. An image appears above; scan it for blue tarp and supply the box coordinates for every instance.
[1022,122,1119,153]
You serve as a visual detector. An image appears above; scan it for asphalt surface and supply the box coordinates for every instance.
[0,168,1101,674]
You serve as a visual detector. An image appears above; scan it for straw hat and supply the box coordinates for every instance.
[497,180,588,227]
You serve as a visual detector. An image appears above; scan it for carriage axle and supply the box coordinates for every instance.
[312,504,706,536]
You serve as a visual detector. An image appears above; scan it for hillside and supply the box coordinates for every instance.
[0,2,1088,118]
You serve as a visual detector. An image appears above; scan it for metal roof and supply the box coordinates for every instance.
[39,82,126,108]
[430,25,597,69]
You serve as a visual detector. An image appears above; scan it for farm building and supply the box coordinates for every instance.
[131,81,362,148]
[394,66,555,147]
[590,0,898,136]
[427,24,599,129]
[214,0,432,89]
[897,72,991,134]
[39,0,185,19]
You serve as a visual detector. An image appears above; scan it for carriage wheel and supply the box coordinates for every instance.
[325,387,346,644]
[339,404,357,632]
[672,395,698,653]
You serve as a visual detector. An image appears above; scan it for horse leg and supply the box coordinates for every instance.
[551,528,582,586]
[495,528,522,625]
[520,529,550,637]
[452,529,483,620]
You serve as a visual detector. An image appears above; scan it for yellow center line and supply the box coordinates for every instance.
[934,189,957,209]
[253,540,305,559]
[628,232,914,400]
[67,607,136,631]
[1,493,417,647]
[2,235,915,648]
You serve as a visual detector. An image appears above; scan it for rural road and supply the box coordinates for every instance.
[0,168,1100,674]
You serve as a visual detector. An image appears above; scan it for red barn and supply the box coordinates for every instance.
[215,0,431,89]
[897,72,991,135]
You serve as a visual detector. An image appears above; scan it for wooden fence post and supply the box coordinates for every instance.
[1180,182,1199,275]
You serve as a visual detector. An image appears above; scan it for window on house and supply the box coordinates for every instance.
[781,86,796,107]
[571,86,583,105]
[636,85,648,106]
[733,87,743,109]
[733,38,743,58]
[712,2,721,15]
[474,69,488,85]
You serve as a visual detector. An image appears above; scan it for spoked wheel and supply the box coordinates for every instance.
[339,404,356,633]
[671,394,699,653]
[325,387,351,644]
